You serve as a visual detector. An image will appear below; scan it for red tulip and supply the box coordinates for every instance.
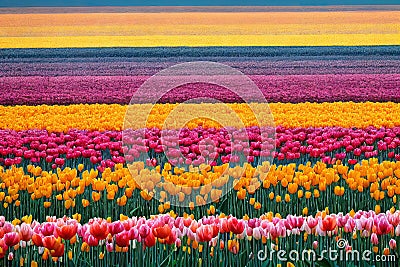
[87,235,99,246]
[228,217,245,235]
[196,225,214,242]
[56,224,78,240]
[0,239,7,259]
[4,232,19,247]
[51,242,65,257]
[321,216,337,232]
[143,232,156,248]
[31,233,43,246]
[152,224,171,240]
[115,231,130,247]
[90,220,109,240]
[110,221,124,235]
[348,159,357,165]
[42,235,57,250]
[2,223,13,234]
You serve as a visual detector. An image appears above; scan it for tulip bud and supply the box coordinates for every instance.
[371,233,379,245]
[106,242,113,252]
[389,239,397,249]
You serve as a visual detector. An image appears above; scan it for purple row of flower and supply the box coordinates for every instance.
[2,46,399,77]
[2,60,399,77]
[1,74,399,105]
[1,126,399,168]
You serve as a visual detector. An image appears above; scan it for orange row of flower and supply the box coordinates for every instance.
[1,102,400,132]
[0,158,399,221]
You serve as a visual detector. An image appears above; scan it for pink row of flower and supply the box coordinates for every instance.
[1,74,399,105]
[0,210,399,258]
[1,126,399,168]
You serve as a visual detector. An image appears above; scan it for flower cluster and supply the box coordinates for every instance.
[3,46,397,77]
[1,159,400,222]
[0,210,399,264]
[1,126,400,168]
[1,102,400,132]
[1,16,400,267]
[2,74,399,105]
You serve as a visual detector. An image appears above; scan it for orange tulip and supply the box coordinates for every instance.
[236,188,246,200]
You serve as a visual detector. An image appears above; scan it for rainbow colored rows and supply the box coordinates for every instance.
[0,7,400,267]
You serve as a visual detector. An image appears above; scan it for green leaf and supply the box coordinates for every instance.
[298,261,312,267]
[261,259,270,267]
[217,197,229,214]
[159,251,173,267]
[315,257,333,267]
[130,206,140,216]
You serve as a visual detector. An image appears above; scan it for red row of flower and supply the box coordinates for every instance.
[1,210,399,259]
[1,126,400,168]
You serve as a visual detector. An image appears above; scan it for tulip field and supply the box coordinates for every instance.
[1,6,400,267]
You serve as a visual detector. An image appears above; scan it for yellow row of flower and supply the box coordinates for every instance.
[1,158,399,209]
[2,34,400,48]
[4,12,399,31]
[3,23,399,37]
[1,102,400,131]
[2,11,399,47]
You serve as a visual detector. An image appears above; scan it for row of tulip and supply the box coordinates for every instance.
[1,158,399,221]
[1,126,399,167]
[1,74,399,105]
[0,210,399,266]
[5,11,398,36]
[1,102,400,132]
[2,46,398,77]
[4,58,398,77]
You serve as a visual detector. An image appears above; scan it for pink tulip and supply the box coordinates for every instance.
[54,157,65,166]
[389,239,396,249]
[175,238,182,247]
[87,235,99,247]
[252,227,262,240]
[41,222,56,236]
[375,216,392,235]
[371,233,379,245]
[106,241,114,252]
[4,232,20,247]
[19,223,33,241]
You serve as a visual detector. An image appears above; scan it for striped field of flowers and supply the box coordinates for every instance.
[0,6,400,267]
